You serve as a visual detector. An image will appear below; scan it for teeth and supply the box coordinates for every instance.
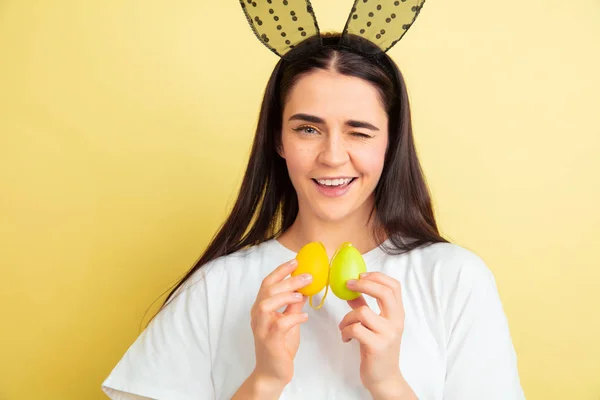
[317,178,353,186]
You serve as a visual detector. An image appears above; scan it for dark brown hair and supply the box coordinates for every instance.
[145,33,447,327]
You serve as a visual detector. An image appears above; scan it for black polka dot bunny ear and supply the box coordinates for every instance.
[340,0,426,54]
[239,0,321,57]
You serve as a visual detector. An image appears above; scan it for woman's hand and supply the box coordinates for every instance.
[338,272,416,399]
[250,259,313,388]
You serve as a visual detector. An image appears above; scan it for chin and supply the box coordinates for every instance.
[313,204,356,222]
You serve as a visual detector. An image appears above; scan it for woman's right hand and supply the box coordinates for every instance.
[250,258,313,388]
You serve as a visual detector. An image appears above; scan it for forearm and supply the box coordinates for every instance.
[231,371,287,400]
[368,374,418,400]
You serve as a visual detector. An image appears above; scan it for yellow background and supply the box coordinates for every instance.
[1,0,598,399]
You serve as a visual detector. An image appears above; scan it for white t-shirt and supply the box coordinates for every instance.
[101,239,525,400]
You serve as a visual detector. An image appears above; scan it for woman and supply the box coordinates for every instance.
[102,3,525,399]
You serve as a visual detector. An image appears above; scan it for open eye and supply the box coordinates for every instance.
[293,125,320,135]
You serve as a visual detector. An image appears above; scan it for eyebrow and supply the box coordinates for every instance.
[288,113,380,131]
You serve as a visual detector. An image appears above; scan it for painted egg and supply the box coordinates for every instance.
[329,242,366,301]
[292,242,329,296]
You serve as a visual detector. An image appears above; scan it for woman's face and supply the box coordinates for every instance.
[280,68,389,223]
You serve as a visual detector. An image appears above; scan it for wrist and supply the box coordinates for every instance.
[367,373,417,400]
[248,370,288,399]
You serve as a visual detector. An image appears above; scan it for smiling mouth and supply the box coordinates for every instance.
[312,177,357,188]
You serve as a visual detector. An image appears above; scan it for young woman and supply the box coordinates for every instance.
[102,3,525,399]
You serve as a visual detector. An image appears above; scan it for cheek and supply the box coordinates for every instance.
[282,141,316,179]
[354,139,388,179]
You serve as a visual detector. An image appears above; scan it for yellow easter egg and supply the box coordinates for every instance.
[329,242,367,301]
[292,242,330,296]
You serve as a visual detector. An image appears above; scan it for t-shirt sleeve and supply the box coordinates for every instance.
[101,263,221,400]
[442,251,526,400]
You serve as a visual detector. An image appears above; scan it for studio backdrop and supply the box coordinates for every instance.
[1,1,598,399]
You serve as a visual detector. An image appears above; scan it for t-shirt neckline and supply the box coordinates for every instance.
[270,237,389,265]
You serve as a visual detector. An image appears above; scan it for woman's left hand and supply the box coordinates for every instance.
[338,272,416,399]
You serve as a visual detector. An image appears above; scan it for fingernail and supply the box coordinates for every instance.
[289,259,298,266]
[293,292,302,299]
[301,273,313,282]
[346,279,357,286]
[359,272,369,278]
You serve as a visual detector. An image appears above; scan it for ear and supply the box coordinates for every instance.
[276,140,286,159]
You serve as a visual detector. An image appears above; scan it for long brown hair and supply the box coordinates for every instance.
[144,33,447,328]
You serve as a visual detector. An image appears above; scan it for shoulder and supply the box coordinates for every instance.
[408,241,487,267]
[209,239,291,275]
[405,241,495,285]
[379,241,499,311]
[412,242,502,320]
[175,239,292,295]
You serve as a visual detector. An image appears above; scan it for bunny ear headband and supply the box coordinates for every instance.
[239,0,426,59]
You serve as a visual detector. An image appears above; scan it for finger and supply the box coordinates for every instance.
[257,292,305,317]
[253,292,303,335]
[261,259,299,289]
[346,278,396,319]
[283,295,307,315]
[338,306,389,334]
[265,273,313,299]
[360,272,403,303]
[341,322,378,344]
[270,313,309,337]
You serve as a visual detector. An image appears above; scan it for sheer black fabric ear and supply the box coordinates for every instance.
[239,0,321,57]
[341,0,426,54]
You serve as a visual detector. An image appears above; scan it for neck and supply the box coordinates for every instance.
[278,199,385,257]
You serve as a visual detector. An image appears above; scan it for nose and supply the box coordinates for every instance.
[317,132,350,167]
